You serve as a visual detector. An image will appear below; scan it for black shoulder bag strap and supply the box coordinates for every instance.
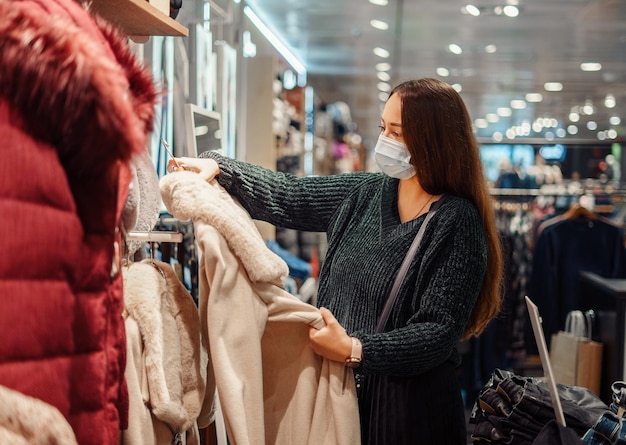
[375,194,448,333]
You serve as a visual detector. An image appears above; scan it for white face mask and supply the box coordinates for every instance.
[374,134,416,179]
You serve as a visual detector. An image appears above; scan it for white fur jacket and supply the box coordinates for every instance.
[122,259,212,445]
[160,171,360,445]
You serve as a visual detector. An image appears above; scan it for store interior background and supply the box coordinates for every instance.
[113,0,626,406]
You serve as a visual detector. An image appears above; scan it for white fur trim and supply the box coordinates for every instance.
[160,172,289,282]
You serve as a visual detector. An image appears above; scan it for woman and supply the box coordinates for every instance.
[170,77,503,444]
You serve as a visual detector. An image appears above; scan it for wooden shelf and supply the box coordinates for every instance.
[86,0,188,37]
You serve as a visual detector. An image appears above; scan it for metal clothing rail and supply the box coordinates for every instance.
[490,183,626,198]
[126,230,183,243]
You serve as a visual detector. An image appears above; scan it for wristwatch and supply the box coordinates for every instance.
[345,337,362,368]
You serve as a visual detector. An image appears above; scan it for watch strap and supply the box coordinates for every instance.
[345,337,362,368]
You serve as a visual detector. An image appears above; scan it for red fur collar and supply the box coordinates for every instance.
[0,0,157,180]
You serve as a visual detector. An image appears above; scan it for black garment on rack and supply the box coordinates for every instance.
[526,214,626,354]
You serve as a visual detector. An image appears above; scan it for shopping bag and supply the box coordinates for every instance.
[576,340,603,396]
[550,311,603,396]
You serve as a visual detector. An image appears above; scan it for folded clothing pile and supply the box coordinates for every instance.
[581,381,626,444]
[469,369,608,444]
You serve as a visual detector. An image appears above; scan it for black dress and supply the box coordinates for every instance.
[358,361,467,445]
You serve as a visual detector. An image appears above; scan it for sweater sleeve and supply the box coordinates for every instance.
[354,200,488,377]
[201,151,376,232]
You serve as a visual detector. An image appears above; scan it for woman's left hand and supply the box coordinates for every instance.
[309,307,352,362]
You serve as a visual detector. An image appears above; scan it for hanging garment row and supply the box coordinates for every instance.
[462,187,626,407]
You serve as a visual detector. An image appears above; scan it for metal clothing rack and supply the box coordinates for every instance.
[126,230,184,243]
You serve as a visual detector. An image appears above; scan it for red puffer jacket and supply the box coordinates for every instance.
[0,0,156,443]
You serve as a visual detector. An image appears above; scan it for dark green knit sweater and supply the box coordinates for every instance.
[203,152,487,377]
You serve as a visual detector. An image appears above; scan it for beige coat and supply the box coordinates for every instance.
[122,260,213,445]
[160,171,360,445]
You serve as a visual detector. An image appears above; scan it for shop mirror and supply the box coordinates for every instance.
[184,103,223,158]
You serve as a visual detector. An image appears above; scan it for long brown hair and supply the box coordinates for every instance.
[389,78,503,338]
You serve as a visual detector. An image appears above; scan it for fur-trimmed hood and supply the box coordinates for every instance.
[160,171,290,282]
[0,0,157,179]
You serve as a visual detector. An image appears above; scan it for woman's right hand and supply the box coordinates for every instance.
[167,157,220,182]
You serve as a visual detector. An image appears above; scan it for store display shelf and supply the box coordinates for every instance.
[85,0,188,37]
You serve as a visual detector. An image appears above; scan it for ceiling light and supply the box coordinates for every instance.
[556,128,566,138]
[587,121,598,130]
[464,5,480,16]
[370,19,389,30]
[569,113,580,122]
[378,92,389,102]
[484,44,497,54]
[544,82,563,92]
[610,116,621,125]
[604,94,616,108]
[377,71,391,81]
[510,100,526,109]
[244,6,307,83]
[608,129,618,139]
[486,113,499,123]
[567,125,578,135]
[525,93,543,102]
[475,118,488,128]
[373,47,390,58]
[597,131,607,141]
[448,43,463,55]
[582,101,594,115]
[452,83,462,92]
[436,67,450,77]
[580,62,602,72]
[376,62,391,71]
[503,5,519,17]
[369,0,389,5]
[377,82,391,92]
[497,107,512,117]
[492,132,503,142]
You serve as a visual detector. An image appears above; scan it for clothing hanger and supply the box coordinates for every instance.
[562,202,597,220]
